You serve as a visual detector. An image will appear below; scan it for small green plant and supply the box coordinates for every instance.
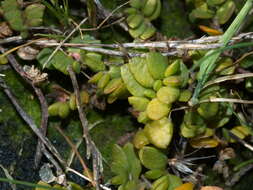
[124,0,161,39]
[1,0,45,37]
[110,143,142,190]
[110,144,198,190]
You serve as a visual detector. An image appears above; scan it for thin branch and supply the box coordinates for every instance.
[0,46,49,168]
[67,66,102,190]
[67,66,91,155]
[204,73,253,88]
[0,164,16,190]
[29,32,253,57]
[225,132,253,186]
[229,131,253,152]
[91,0,129,31]
[100,17,126,30]
[0,36,23,45]
[33,32,253,49]
[28,26,63,34]
[0,78,66,167]
[234,50,253,65]
[67,138,83,167]
[77,47,178,57]
[199,97,253,104]
[1,38,45,58]
[0,47,49,168]
[226,164,253,186]
[66,167,91,182]
[66,167,111,190]
[34,41,179,57]
[54,125,95,186]
[36,40,220,49]
[1,33,253,58]
[34,86,49,168]
[215,50,253,75]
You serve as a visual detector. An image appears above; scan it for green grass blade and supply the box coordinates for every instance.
[190,0,253,105]
[0,177,61,190]
[190,41,253,72]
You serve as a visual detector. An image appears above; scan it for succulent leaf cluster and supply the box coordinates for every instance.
[110,143,142,190]
[125,0,161,39]
[188,0,236,24]
[1,0,45,37]
[111,145,195,190]
[87,50,240,149]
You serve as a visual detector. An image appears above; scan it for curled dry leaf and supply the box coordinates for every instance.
[219,147,235,161]
[0,22,13,38]
[200,186,223,190]
[190,137,219,148]
[198,25,223,36]
[17,46,39,60]
[174,182,194,190]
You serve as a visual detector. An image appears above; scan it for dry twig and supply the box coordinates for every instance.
[66,167,111,190]
[226,162,253,186]
[1,32,252,58]
[199,97,253,104]
[34,32,253,50]
[0,46,49,168]
[0,78,66,168]
[0,164,16,190]
[55,125,95,186]
[67,66,103,190]
[204,73,253,88]
[91,0,128,31]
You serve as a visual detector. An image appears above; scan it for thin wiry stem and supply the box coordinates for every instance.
[66,167,111,190]
[0,46,49,168]
[229,132,253,152]
[199,97,253,104]
[67,66,102,190]
[204,73,253,88]
[0,164,16,190]
[92,0,129,31]
[55,125,95,186]
[0,78,66,168]
[33,32,253,49]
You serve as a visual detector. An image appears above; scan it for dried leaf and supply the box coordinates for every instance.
[17,46,39,60]
[190,137,219,148]
[0,22,13,38]
[200,186,223,190]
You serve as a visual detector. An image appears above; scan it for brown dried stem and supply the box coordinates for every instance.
[1,32,252,58]
[204,73,253,88]
[81,1,129,32]
[0,46,50,168]
[199,97,253,104]
[33,32,253,49]
[67,66,102,190]
[0,78,66,168]
[54,125,95,186]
